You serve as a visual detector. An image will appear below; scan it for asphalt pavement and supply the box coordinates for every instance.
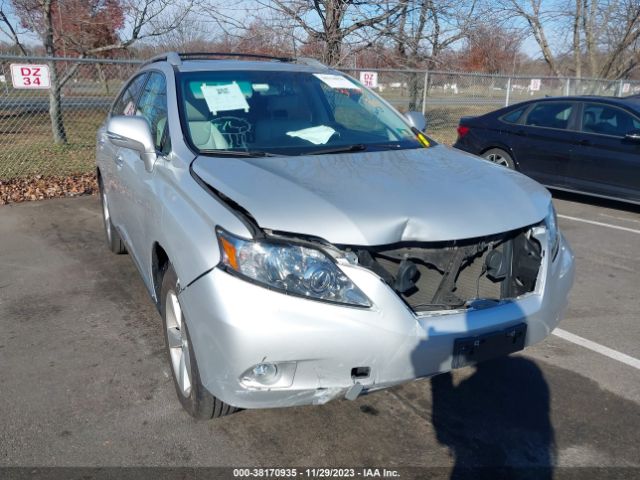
[0,193,639,477]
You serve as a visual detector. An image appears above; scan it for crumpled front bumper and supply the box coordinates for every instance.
[179,233,574,410]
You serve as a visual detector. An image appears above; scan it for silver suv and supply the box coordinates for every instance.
[96,52,574,419]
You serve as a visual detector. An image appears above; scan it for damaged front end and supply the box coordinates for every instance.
[339,225,544,313]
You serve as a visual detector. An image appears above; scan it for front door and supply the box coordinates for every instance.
[568,102,640,202]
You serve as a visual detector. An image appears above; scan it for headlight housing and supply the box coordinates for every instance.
[216,229,371,307]
[545,202,560,260]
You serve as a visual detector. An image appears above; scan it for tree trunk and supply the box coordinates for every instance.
[48,60,67,144]
[407,72,420,111]
[96,63,110,95]
[573,0,582,79]
[43,0,67,144]
[324,36,342,66]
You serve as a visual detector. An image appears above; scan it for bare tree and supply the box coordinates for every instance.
[14,0,196,143]
[259,0,406,66]
[494,0,562,77]
[0,2,28,54]
[495,0,640,80]
[384,0,476,109]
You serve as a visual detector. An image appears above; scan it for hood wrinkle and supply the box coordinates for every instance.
[192,145,550,245]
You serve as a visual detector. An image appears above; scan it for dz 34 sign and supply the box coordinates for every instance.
[10,64,51,89]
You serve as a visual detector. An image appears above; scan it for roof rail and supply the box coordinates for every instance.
[142,52,182,67]
[178,52,294,62]
[142,52,330,68]
[294,57,328,68]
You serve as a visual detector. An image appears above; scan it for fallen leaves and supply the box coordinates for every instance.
[0,173,98,205]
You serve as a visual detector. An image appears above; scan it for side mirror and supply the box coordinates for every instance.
[624,130,640,142]
[404,111,428,132]
[107,115,157,172]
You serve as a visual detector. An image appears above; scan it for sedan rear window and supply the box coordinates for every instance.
[525,102,574,130]
[500,106,526,124]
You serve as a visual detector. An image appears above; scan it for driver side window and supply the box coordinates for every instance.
[136,72,170,154]
[112,74,148,116]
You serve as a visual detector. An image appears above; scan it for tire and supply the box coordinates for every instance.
[483,148,516,169]
[160,262,237,420]
[98,177,127,254]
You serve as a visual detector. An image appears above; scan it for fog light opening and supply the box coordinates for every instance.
[244,362,280,386]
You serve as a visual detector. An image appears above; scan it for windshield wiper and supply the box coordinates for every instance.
[307,144,367,156]
[199,149,280,158]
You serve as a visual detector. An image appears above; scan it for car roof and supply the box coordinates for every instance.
[176,59,328,74]
[141,52,333,74]
[528,95,640,109]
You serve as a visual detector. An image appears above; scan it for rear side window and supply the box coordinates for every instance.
[136,72,170,153]
[582,103,640,137]
[112,74,148,116]
[525,102,574,130]
[500,106,526,124]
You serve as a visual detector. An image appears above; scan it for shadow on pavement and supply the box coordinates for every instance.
[431,356,554,479]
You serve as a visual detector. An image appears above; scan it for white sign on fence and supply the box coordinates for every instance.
[10,64,51,89]
[529,78,541,91]
[359,71,378,88]
[622,83,631,94]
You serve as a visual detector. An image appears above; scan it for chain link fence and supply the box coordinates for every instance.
[342,68,640,145]
[2,55,639,180]
[0,55,141,180]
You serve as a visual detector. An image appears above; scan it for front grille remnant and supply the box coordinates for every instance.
[347,228,542,312]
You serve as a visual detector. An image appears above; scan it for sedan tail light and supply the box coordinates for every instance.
[457,125,470,138]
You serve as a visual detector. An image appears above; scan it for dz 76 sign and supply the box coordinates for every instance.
[10,64,51,89]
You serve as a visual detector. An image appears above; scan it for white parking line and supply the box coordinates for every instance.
[552,328,640,371]
[558,214,640,235]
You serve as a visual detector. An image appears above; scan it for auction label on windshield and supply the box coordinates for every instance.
[201,82,250,115]
[313,74,359,90]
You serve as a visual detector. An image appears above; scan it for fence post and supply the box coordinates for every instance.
[505,77,511,107]
[618,79,624,97]
[421,70,429,115]
[565,78,570,96]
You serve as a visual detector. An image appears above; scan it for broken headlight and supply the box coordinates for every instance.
[545,202,560,260]
[216,228,371,307]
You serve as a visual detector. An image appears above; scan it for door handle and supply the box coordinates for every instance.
[578,139,591,146]
[114,155,124,167]
[515,129,526,136]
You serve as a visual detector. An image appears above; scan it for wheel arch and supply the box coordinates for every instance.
[152,241,170,307]
[480,145,520,169]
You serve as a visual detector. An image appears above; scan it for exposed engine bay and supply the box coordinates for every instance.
[339,227,543,312]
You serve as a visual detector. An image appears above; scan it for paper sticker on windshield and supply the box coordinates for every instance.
[286,125,336,145]
[201,82,249,115]
[313,74,359,90]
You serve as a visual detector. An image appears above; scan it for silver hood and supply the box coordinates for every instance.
[193,145,551,245]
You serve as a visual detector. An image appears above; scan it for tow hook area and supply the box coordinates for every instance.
[345,383,364,401]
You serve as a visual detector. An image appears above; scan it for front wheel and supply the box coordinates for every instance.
[483,148,515,169]
[160,263,237,420]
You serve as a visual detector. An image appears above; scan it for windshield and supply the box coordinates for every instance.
[177,69,425,156]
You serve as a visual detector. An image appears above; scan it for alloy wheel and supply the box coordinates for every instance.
[165,290,192,397]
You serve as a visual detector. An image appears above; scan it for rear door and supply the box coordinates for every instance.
[514,101,578,186]
[568,102,640,202]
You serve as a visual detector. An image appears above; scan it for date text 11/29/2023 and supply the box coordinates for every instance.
[232,468,401,478]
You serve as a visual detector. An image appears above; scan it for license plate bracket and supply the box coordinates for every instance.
[452,323,527,369]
